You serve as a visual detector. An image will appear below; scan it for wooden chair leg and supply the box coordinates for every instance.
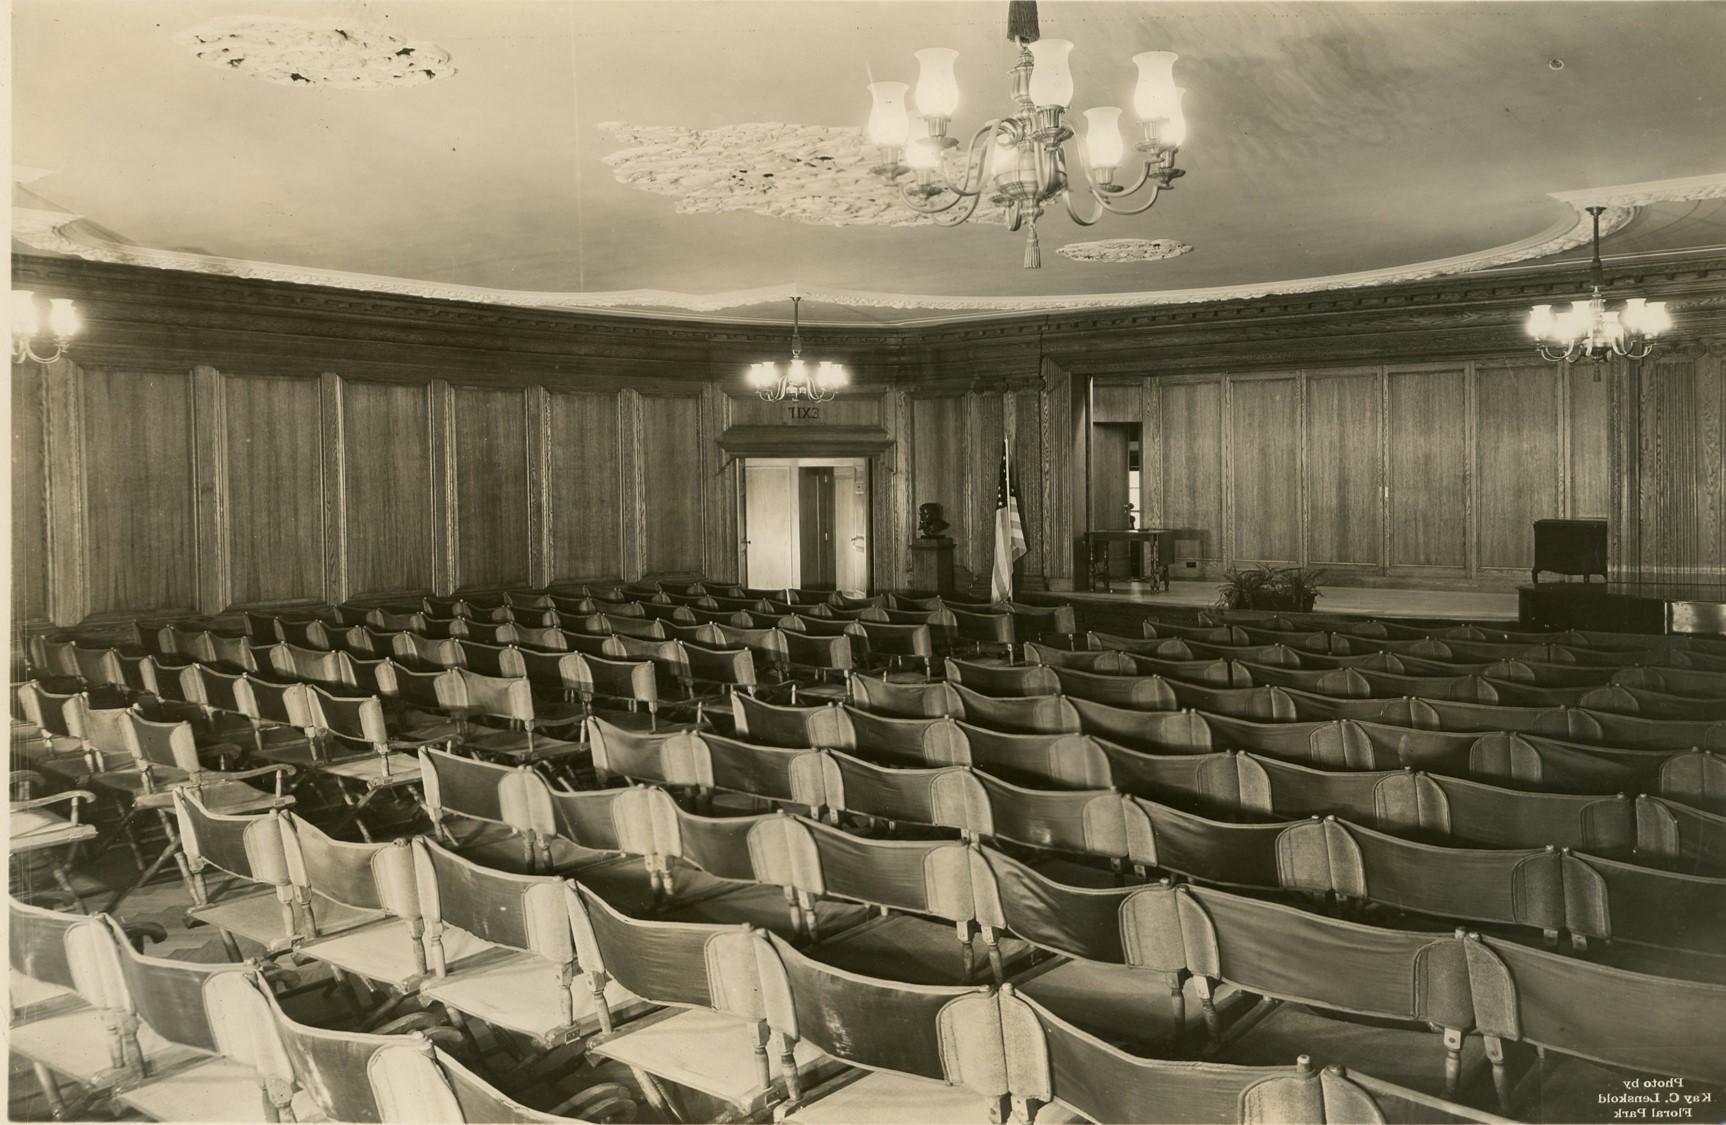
[31,1061,67,1120]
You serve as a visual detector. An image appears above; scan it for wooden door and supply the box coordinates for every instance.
[744,463,798,590]
[798,467,837,589]
[1091,423,1135,577]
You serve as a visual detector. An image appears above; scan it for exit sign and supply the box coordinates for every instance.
[786,404,821,421]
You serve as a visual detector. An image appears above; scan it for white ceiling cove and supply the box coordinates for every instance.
[12,1,1726,325]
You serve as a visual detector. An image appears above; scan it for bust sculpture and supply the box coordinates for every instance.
[917,502,951,541]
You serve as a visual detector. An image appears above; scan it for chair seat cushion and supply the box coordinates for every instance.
[8,809,98,850]
[786,1070,1080,1124]
[190,887,372,952]
[419,946,644,1042]
[592,1008,829,1108]
[10,1006,191,1082]
[460,729,586,761]
[807,913,1030,986]
[318,754,422,787]
[298,917,486,990]
[1014,957,1203,1047]
[655,877,870,943]
[116,1056,275,1122]
[133,781,294,814]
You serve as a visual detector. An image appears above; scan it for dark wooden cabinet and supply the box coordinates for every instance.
[1532,519,1608,584]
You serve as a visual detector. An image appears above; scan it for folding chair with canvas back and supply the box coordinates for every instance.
[1010,603,1078,650]
[567,883,835,1120]
[769,813,1022,986]
[420,745,561,873]
[412,834,639,1051]
[949,606,1016,660]
[951,684,1082,735]
[9,774,98,911]
[586,715,706,792]
[458,637,528,678]
[682,640,760,706]
[778,628,851,702]
[171,789,308,959]
[96,711,293,914]
[449,667,587,770]
[71,644,129,696]
[610,634,696,708]
[392,630,467,671]
[943,658,1059,698]
[733,691,848,749]
[277,617,333,651]
[856,620,936,680]
[957,725,1112,790]
[833,706,969,767]
[15,682,113,782]
[1026,641,1137,671]
[8,897,133,1120]
[382,661,468,745]
[305,684,434,840]
[850,673,962,718]
[99,917,291,1124]
[751,930,1042,1124]
[581,652,666,731]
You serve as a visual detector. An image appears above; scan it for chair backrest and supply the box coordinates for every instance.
[824,751,984,832]
[587,717,708,787]
[282,813,421,943]
[454,668,537,724]
[956,723,1110,789]
[457,639,527,679]
[794,814,979,926]
[412,836,574,977]
[733,692,845,748]
[682,640,758,689]
[1051,667,1178,711]
[976,773,1127,859]
[394,632,466,670]
[245,674,317,729]
[942,659,1059,698]
[245,611,283,642]
[72,644,126,689]
[17,680,85,738]
[8,896,126,1016]
[420,746,552,840]
[950,607,1015,647]
[753,930,1006,1098]
[174,790,295,924]
[1009,603,1077,639]
[605,614,669,640]
[258,971,469,1122]
[277,618,332,651]
[308,684,392,753]
[700,731,829,808]
[780,628,851,674]
[391,662,464,712]
[1029,641,1143,671]
[514,624,568,650]
[463,620,521,646]
[123,710,204,775]
[850,673,961,718]
[565,882,763,1032]
[582,653,659,707]
[835,706,969,766]
[952,684,1081,735]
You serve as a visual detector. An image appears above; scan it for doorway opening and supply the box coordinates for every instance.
[740,457,871,593]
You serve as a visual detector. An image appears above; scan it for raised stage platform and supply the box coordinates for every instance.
[1519,581,1726,636]
[1060,580,1520,622]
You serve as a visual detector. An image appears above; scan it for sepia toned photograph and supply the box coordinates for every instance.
[6,1,1724,1122]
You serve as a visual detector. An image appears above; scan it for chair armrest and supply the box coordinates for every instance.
[10,789,97,815]
[194,763,296,797]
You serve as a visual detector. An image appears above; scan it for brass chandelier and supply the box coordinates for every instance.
[864,0,1188,268]
[745,297,849,403]
[1527,206,1671,364]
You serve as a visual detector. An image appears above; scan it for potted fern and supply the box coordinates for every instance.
[1216,564,1327,612]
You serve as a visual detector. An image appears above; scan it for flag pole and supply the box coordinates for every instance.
[1002,431,1012,604]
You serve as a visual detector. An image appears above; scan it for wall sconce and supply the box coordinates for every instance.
[12,290,80,365]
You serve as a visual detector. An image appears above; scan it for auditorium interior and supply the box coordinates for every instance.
[8,2,1726,1123]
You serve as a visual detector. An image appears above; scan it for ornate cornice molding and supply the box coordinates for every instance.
[15,172,1726,324]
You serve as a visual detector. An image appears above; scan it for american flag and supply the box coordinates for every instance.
[991,437,1027,603]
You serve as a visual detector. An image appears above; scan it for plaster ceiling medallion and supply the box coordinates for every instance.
[1057,238,1193,264]
[600,121,1005,227]
[177,17,454,89]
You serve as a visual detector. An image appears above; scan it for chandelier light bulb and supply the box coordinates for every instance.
[12,289,40,338]
[815,362,848,389]
[785,358,810,389]
[1081,106,1125,173]
[1644,301,1671,335]
[1026,39,1075,108]
[913,48,960,118]
[1526,304,1555,339]
[866,81,911,147]
[1132,51,1179,120]
[46,297,80,340]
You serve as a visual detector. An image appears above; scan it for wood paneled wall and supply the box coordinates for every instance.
[11,251,1726,629]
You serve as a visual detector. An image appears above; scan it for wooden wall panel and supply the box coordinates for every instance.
[224,374,325,603]
[1092,382,1141,424]
[911,395,966,557]
[11,365,49,621]
[639,393,704,574]
[1567,365,1612,517]
[1475,364,1558,571]
[1305,370,1382,566]
[1012,391,1044,580]
[1228,377,1300,562]
[1387,368,1468,569]
[548,390,622,579]
[1159,379,1224,561]
[343,380,434,596]
[454,386,530,589]
[81,368,198,612]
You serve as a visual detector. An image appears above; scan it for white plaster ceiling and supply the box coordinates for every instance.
[11,1,1726,326]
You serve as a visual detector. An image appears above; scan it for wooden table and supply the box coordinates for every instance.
[1083,529,1179,593]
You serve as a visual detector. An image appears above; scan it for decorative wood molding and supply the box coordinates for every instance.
[429,379,458,595]
[619,389,645,581]
[320,371,349,604]
[526,384,552,588]
[190,364,230,614]
[41,358,89,624]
